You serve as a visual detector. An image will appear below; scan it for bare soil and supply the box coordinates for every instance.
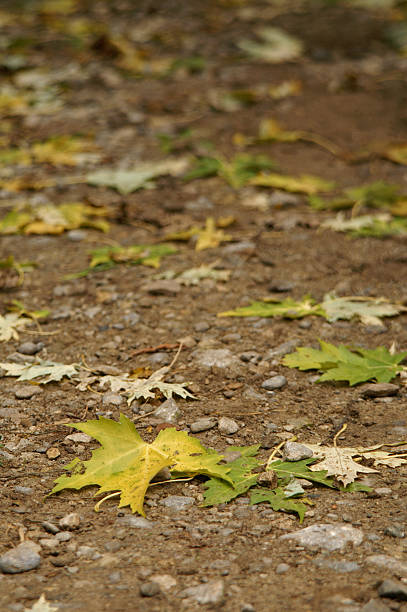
[1,2,407,611]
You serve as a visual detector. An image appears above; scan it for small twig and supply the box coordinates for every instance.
[150,476,194,486]
[129,342,185,358]
[333,423,347,447]
[168,341,183,370]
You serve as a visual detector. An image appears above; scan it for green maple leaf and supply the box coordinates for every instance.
[49,415,232,516]
[202,445,261,506]
[267,458,335,488]
[283,340,407,385]
[219,295,324,319]
[183,154,275,188]
[250,487,307,522]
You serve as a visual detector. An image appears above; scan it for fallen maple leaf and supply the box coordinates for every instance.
[0,361,79,383]
[238,27,303,63]
[250,172,335,194]
[24,594,59,612]
[98,365,195,405]
[304,444,380,486]
[219,295,324,319]
[321,294,406,327]
[49,415,232,515]
[283,340,407,385]
[165,217,233,251]
[0,313,28,341]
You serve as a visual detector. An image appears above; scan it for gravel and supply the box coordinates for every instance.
[282,441,314,461]
[153,398,181,424]
[378,579,407,600]
[190,417,217,433]
[218,416,239,434]
[181,579,225,605]
[59,512,81,530]
[261,375,287,390]
[280,524,364,551]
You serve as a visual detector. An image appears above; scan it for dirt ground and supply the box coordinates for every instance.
[1,1,407,611]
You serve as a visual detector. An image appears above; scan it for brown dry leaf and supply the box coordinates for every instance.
[383,144,407,166]
[196,217,233,251]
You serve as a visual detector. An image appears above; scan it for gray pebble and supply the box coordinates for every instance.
[282,441,313,462]
[361,599,391,612]
[366,554,407,576]
[55,531,71,542]
[59,512,81,530]
[13,486,33,495]
[181,579,224,605]
[241,605,256,612]
[194,321,210,332]
[280,523,364,551]
[123,312,140,326]
[140,581,160,597]
[314,558,360,572]
[266,340,300,358]
[299,319,312,329]
[39,538,59,551]
[360,383,399,398]
[42,521,59,534]
[161,495,195,512]
[193,348,238,368]
[148,352,171,366]
[102,392,123,406]
[378,579,407,600]
[218,417,239,435]
[15,386,42,400]
[0,541,41,574]
[153,398,181,424]
[275,563,290,574]
[17,342,42,355]
[384,524,405,538]
[117,516,156,529]
[65,432,92,443]
[108,571,122,584]
[67,229,87,241]
[142,280,181,295]
[262,375,287,390]
[190,417,217,433]
[240,351,261,363]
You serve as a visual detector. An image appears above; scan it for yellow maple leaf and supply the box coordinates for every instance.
[49,415,232,516]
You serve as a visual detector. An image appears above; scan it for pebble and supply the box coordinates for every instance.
[148,352,171,365]
[262,375,287,390]
[17,341,42,355]
[282,441,313,462]
[280,524,364,551]
[140,581,161,597]
[13,486,33,495]
[181,579,225,605]
[39,538,59,551]
[314,558,360,572]
[117,516,156,529]
[102,392,123,406]
[360,383,399,398]
[153,398,181,424]
[14,386,42,400]
[218,417,239,435]
[190,417,217,433]
[194,321,210,332]
[42,521,59,534]
[55,532,71,542]
[266,340,300,358]
[142,280,181,295]
[0,541,41,574]
[161,495,195,512]
[361,599,392,612]
[67,229,87,241]
[384,524,405,538]
[241,605,256,612]
[7,352,35,364]
[240,351,262,363]
[378,579,407,600]
[123,312,140,326]
[76,545,101,560]
[150,574,177,591]
[193,348,238,368]
[366,555,407,576]
[275,563,290,574]
[64,433,92,444]
[59,512,81,530]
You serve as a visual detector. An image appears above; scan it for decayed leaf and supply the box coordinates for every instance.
[321,213,407,237]
[97,365,196,405]
[177,263,231,285]
[67,243,176,279]
[0,313,28,341]
[0,361,79,383]
[49,415,232,515]
[321,294,406,327]
[268,80,302,99]
[165,217,233,251]
[0,135,98,167]
[238,27,303,63]
[304,444,380,486]
[250,172,335,194]
[250,488,307,522]
[219,295,324,319]
[24,594,59,612]
[0,203,110,235]
[308,180,407,213]
[283,340,407,386]
[384,144,407,166]
[202,445,261,506]
[86,159,188,195]
[0,255,35,289]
